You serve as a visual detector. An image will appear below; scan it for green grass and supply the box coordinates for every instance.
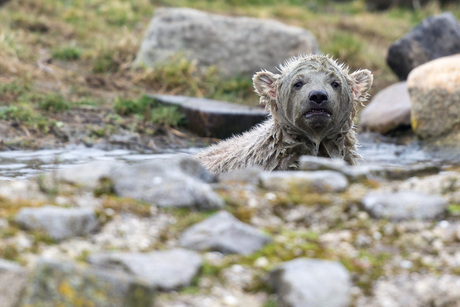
[114,95,186,126]
[52,46,82,61]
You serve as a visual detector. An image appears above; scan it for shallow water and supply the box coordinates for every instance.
[0,133,455,180]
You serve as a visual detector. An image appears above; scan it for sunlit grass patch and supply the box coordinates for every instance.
[52,46,82,61]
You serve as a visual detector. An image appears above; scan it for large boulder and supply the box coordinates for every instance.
[135,8,319,77]
[407,54,460,143]
[360,82,411,134]
[387,12,460,80]
[110,154,224,210]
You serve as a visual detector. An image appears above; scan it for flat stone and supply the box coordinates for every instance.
[0,259,29,307]
[87,248,202,290]
[360,82,411,134]
[18,258,154,307]
[178,211,271,255]
[15,205,99,240]
[269,258,351,307]
[387,12,460,80]
[259,170,349,193]
[110,154,224,210]
[151,94,267,138]
[362,191,448,221]
[135,8,319,77]
[408,54,460,142]
[298,155,348,171]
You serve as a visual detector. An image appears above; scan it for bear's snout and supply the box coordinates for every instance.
[308,90,329,106]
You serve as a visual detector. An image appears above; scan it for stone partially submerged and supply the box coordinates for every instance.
[135,8,319,77]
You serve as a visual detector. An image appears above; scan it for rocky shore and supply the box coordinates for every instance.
[0,151,459,306]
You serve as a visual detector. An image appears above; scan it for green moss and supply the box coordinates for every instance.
[52,46,82,61]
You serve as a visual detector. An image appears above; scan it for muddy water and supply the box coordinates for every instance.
[0,133,454,180]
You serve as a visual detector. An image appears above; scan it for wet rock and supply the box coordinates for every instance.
[218,166,264,185]
[152,95,268,138]
[298,155,348,171]
[362,191,448,221]
[110,154,223,210]
[0,259,29,307]
[135,8,319,78]
[357,273,460,307]
[299,156,440,182]
[50,160,123,187]
[259,170,349,193]
[269,258,351,307]
[87,248,202,290]
[18,258,154,307]
[15,205,99,240]
[387,12,460,80]
[360,82,411,134]
[178,211,271,255]
[408,54,460,144]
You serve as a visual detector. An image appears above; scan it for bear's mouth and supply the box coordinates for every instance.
[304,109,332,118]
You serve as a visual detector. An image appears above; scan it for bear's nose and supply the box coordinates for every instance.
[309,90,328,105]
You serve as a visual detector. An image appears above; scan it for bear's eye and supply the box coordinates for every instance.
[293,81,304,90]
[331,81,340,90]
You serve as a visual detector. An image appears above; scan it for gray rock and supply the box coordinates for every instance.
[18,258,154,307]
[178,211,271,255]
[0,259,29,307]
[299,156,440,182]
[408,54,460,143]
[269,258,351,307]
[298,155,348,171]
[362,191,448,221]
[135,8,319,77]
[87,248,202,290]
[357,273,460,307]
[15,205,99,240]
[387,12,460,80]
[151,94,268,138]
[360,82,411,134]
[259,170,349,193]
[51,160,122,187]
[218,166,264,185]
[110,154,223,210]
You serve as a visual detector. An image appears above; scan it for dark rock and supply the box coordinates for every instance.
[269,258,351,307]
[18,258,154,307]
[387,12,460,80]
[135,8,319,78]
[0,259,29,307]
[110,154,224,210]
[360,82,411,134]
[362,191,448,221]
[259,170,349,193]
[178,211,271,255]
[87,248,202,290]
[15,206,99,240]
[151,94,268,138]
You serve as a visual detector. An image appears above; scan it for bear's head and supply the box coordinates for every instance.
[253,54,373,143]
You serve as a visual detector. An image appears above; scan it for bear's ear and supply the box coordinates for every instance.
[349,69,373,103]
[253,71,278,101]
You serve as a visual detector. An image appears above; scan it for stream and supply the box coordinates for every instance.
[0,133,455,180]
